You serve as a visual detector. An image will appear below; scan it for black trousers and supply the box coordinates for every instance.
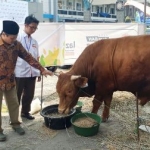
[15,77,36,114]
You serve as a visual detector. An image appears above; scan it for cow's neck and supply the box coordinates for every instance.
[69,61,93,79]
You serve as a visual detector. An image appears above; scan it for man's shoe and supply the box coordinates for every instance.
[21,113,35,120]
[13,126,25,135]
[0,132,6,141]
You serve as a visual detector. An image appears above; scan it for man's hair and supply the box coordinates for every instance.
[24,14,39,25]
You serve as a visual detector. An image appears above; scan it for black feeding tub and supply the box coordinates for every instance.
[40,104,76,130]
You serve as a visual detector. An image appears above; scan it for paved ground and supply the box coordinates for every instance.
[0,73,107,150]
[1,70,150,150]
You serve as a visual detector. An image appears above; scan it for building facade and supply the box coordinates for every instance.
[20,0,117,22]
[18,0,43,22]
[42,0,117,22]
[20,0,150,23]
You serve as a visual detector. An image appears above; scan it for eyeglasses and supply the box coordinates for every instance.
[28,25,38,30]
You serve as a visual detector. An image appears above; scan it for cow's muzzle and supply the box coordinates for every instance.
[58,107,70,114]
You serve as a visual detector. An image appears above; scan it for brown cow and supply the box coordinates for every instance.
[56,35,150,122]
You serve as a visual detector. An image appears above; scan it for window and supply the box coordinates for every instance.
[77,12,83,16]
[67,1,73,10]
[99,7,102,13]
[58,0,62,9]
[58,10,67,14]
[76,3,81,11]
[58,0,66,9]
[68,11,76,15]
[111,14,116,18]
[110,8,115,14]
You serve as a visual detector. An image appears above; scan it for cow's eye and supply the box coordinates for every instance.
[66,90,72,95]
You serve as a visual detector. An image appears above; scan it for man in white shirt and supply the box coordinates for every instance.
[15,15,41,120]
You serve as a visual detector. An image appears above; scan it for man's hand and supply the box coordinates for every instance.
[41,69,53,77]
[37,76,41,82]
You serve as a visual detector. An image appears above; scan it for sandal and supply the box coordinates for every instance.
[0,132,6,141]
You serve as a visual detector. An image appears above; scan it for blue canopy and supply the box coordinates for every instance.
[100,12,111,17]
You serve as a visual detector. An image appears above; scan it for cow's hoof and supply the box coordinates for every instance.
[102,117,108,122]
[139,101,146,106]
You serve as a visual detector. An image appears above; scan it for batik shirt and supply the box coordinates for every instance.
[0,37,44,91]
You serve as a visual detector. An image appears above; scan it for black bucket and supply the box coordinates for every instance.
[40,104,76,130]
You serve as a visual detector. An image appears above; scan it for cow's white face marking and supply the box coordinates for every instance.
[57,73,88,114]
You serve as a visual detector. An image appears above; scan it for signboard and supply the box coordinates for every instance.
[64,23,145,65]
[29,23,65,67]
[0,0,28,24]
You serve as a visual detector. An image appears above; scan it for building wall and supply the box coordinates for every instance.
[28,2,43,22]
[42,0,50,22]
[116,0,125,22]
[42,0,57,22]
[43,0,50,14]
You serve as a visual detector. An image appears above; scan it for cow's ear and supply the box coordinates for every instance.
[74,77,88,88]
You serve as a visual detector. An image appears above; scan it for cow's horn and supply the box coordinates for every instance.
[71,75,81,80]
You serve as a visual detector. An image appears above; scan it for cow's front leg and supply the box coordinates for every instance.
[91,96,103,114]
[102,94,113,122]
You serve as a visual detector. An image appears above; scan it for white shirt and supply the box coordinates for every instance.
[15,30,40,77]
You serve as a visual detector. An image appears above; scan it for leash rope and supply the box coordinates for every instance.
[40,75,44,110]
[136,92,140,140]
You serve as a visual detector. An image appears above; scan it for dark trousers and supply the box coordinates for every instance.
[15,77,36,114]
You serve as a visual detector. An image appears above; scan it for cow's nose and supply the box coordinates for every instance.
[64,108,70,114]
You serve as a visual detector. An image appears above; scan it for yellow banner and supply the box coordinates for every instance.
[37,24,65,67]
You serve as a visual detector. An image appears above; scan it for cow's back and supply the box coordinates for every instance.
[113,35,150,91]
[72,35,150,93]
